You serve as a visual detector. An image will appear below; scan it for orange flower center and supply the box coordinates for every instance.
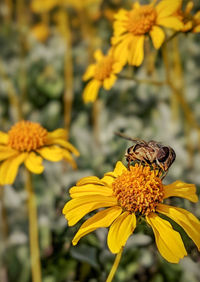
[112,164,164,215]
[126,5,157,35]
[94,56,114,81]
[8,121,48,152]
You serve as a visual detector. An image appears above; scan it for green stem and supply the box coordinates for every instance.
[106,248,123,282]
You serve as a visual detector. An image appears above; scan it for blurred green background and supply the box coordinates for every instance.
[0,0,200,281]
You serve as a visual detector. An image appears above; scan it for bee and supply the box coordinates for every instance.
[116,132,176,178]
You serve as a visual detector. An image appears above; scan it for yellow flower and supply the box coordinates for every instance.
[82,49,123,103]
[175,1,200,33]
[0,121,79,185]
[31,23,50,42]
[63,161,200,263]
[31,0,59,13]
[112,0,183,66]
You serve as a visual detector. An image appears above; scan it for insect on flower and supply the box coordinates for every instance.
[116,132,176,179]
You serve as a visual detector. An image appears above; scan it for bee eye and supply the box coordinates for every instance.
[157,147,169,162]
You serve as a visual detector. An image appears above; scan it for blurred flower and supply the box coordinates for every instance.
[31,23,50,42]
[0,121,79,185]
[63,0,102,11]
[63,161,200,263]
[31,0,59,13]
[175,1,200,33]
[112,0,183,66]
[82,48,123,103]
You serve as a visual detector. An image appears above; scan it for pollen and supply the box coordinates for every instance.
[112,164,164,216]
[94,56,114,81]
[126,5,157,35]
[8,121,48,152]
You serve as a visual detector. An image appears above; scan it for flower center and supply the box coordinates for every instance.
[126,6,157,35]
[112,164,164,215]
[94,56,114,81]
[8,121,48,152]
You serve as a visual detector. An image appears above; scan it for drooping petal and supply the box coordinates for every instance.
[146,213,187,263]
[156,17,183,30]
[163,180,198,203]
[47,129,67,140]
[24,152,44,174]
[72,206,122,245]
[46,138,79,156]
[37,145,63,162]
[63,195,118,226]
[107,212,136,253]
[0,153,27,185]
[0,132,9,144]
[69,184,113,198]
[0,145,19,161]
[157,204,200,250]
[61,149,77,169]
[112,34,132,65]
[103,74,117,90]
[150,26,165,49]
[82,79,101,103]
[83,64,96,81]
[156,0,182,19]
[128,35,145,66]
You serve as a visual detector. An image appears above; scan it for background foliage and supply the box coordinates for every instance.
[0,0,200,281]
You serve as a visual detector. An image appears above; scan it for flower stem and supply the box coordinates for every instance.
[25,170,42,282]
[106,248,123,282]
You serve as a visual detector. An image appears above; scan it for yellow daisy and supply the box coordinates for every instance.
[63,161,200,263]
[31,0,59,13]
[82,48,123,103]
[112,0,183,66]
[175,1,200,33]
[0,121,79,185]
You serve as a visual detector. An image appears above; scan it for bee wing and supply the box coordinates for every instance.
[115,132,147,144]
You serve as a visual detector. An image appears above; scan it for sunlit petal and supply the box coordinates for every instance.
[24,152,44,174]
[72,206,122,245]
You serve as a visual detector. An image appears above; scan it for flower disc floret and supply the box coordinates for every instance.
[126,5,157,35]
[8,121,48,152]
[112,165,164,215]
[94,56,114,81]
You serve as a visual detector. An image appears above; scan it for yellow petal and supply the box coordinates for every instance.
[107,212,136,253]
[47,129,67,140]
[46,138,79,156]
[24,152,44,174]
[37,145,63,162]
[157,204,200,250]
[69,184,113,198]
[103,74,117,90]
[72,206,122,245]
[146,213,187,263]
[112,61,124,73]
[150,26,165,49]
[113,161,127,176]
[163,180,198,203]
[193,25,200,33]
[185,1,194,14]
[101,174,115,187]
[112,34,132,65]
[63,195,118,226]
[83,64,96,81]
[94,49,104,62]
[0,153,27,185]
[128,35,145,66]
[0,146,19,161]
[82,79,101,103]
[114,9,127,21]
[77,176,103,186]
[0,132,9,144]
[61,149,77,169]
[156,0,182,18]
[156,16,183,30]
